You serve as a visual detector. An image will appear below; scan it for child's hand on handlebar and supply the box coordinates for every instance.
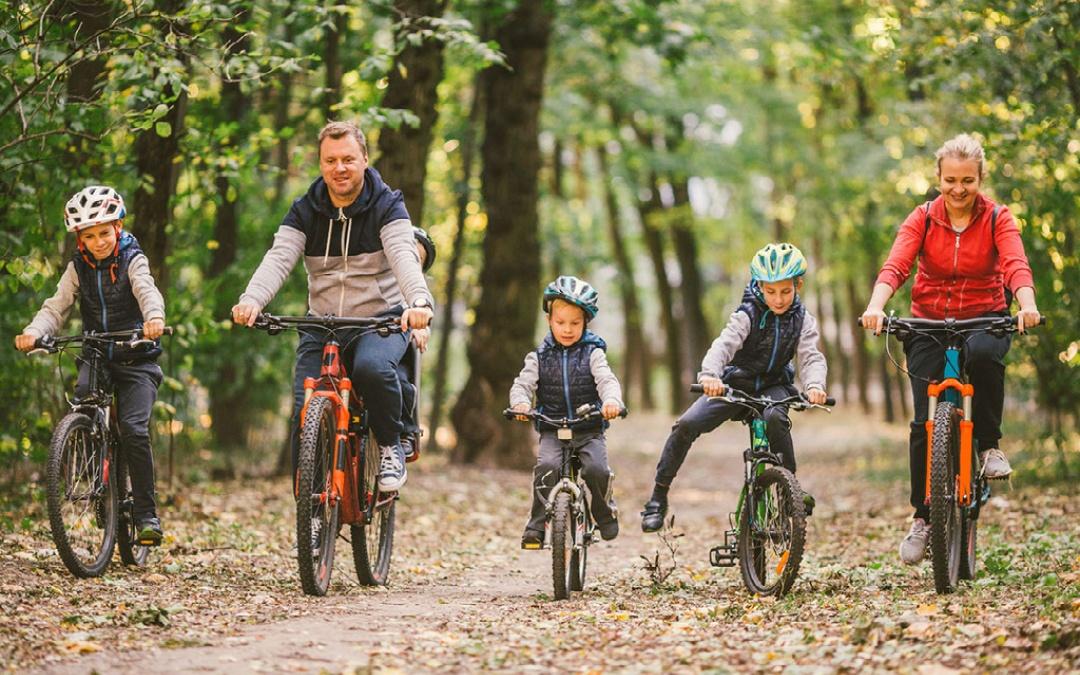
[14,333,37,352]
[805,388,828,405]
[700,377,725,397]
[143,318,165,340]
[512,403,530,422]
[601,401,622,420]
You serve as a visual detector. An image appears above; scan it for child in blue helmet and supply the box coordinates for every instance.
[641,243,829,533]
[510,276,625,547]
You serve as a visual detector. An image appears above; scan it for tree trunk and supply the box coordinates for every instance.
[428,83,482,452]
[670,179,709,380]
[272,16,297,205]
[375,0,448,229]
[323,9,346,118]
[596,144,652,410]
[831,279,852,403]
[879,354,895,423]
[450,1,552,468]
[845,278,871,414]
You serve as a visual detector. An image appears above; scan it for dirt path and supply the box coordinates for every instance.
[6,410,1079,673]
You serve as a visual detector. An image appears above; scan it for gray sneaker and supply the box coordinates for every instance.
[980,448,1012,479]
[899,517,930,565]
[377,443,407,491]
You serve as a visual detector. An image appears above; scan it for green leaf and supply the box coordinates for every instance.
[155,121,172,138]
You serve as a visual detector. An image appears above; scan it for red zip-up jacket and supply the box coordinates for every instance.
[875,194,1034,319]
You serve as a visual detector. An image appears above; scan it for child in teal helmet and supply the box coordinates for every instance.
[641,243,829,533]
[509,276,625,548]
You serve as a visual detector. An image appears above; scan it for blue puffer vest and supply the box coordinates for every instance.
[534,330,606,432]
[73,232,160,362]
[722,283,804,393]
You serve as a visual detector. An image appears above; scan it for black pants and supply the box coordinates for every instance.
[653,383,798,487]
[76,359,163,520]
[527,431,617,532]
[903,318,1011,520]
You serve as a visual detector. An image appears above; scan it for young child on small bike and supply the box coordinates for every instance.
[510,276,624,548]
[14,186,168,545]
[641,243,829,533]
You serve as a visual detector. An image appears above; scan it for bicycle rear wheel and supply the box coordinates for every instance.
[929,401,962,594]
[352,427,395,585]
[47,413,117,578]
[296,397,340,596]
[550,491,573,600]
[737,466,806,597]
[115,454,149,566]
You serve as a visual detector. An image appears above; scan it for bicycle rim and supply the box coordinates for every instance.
[296,397,339,596]
[551,492,572,600]
[353,427,395,585]
[569,494,588,592]
[737,467,806,597]
[929,402,962,594]
[47,413,117,578]
[115,455,149,566]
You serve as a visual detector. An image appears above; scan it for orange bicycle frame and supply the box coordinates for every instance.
[924,378,975,507]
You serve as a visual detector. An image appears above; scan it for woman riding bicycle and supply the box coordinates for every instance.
[860,133,1040,565]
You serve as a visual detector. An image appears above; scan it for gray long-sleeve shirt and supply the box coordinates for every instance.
[509,349,624,409]
[23,257,166,337]
[698,310,827,391]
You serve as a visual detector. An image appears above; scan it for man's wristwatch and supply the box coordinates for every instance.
[410,298,431,310]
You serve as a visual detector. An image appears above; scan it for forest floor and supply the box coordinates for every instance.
[2,409,1078,673]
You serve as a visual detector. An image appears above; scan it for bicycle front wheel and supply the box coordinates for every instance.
[737,466,806,597]
[352,427,395,586]
[115,454,149,567]
[569,492,589,592]
[296,397,340,596]
[929,401,963,594]
[47,413,117,578]
[550,491,573,600]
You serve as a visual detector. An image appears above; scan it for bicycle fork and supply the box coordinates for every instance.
[924,346,976,506]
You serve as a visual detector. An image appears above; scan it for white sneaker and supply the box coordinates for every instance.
[899,518,930,565]
[377,443,407,491]
[980,448,1012,479]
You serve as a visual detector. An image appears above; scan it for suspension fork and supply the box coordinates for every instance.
[924,377,975,506]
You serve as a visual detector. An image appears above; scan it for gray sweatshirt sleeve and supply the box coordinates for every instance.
[509,352,539,408]
[698,311,751,381]
[590,349,624,407]
[797,312,828,391]
[24,262,79,338]
[238,225,306,310]
[380,219,434,309]
[127,254,166,322]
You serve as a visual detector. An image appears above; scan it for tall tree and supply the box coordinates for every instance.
[451,1,553,468]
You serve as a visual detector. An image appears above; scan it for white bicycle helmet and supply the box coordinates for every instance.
[64,186,126,232]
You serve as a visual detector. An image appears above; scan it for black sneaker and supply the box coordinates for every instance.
[401,435,417,462]
[136,516,163,546]
[598,520,619,541]
[640,499,667,533]
[521,528,544,549]
[802,492,816,517]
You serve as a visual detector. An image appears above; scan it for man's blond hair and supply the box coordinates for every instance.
[318,121,368,155]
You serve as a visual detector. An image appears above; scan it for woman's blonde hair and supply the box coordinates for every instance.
[935,133,985,178]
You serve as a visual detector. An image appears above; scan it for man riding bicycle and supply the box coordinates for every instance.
[232,121,434,492]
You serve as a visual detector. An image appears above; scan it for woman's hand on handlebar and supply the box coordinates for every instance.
[511,403,530,422]
[860,307,887,335]
[804,387,828,405]
[231,302,260,327]
[699,377,725,397]
[1016,305,1041,334]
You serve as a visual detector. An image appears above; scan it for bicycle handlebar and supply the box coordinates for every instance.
[858,314,1045,335]
[503,404,629,427]
[689,383,835,409]
[29,327,174,355]
[252,313,404,336]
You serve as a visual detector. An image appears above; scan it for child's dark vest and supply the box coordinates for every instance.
[534,331,606,432]
[73,233,160,362]
[722,283,804,393]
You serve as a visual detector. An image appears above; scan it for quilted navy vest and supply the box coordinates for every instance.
[722,283,804,393]
[534,330,606,432]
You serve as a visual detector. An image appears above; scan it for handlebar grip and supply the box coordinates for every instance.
[1039,316,1047,326]
[689,384,704,393]
[162,326,175,336]
[618,407,629,419]
[856,317,864,327]
[825,397,836,406]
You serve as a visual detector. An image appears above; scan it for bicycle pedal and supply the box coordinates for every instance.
[521,542,544,550]
[137,536,162,547]
[709,545,737,568]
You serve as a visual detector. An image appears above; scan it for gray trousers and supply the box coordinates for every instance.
[526,430,617,532]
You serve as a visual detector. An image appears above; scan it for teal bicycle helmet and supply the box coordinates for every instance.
[543,275,599,319]
[749,243,807,282]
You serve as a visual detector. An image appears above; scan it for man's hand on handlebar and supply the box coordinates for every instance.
[699,377,725,397]
[14,333,37,352]
[804,387,828,405]
[231,302,261,327]
[401,306,433,331]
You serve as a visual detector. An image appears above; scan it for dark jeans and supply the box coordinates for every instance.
[653,383,798,487]
[527,431,617,532]
[398,347,419,436]
[76,359,163,520]
[903,318,1011,520]
[290,328,410,473]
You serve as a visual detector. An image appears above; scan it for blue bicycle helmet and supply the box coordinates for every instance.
[542,275,599,319]
[749,243,807,283]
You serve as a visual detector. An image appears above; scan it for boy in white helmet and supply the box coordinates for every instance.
[15,186,168,544]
